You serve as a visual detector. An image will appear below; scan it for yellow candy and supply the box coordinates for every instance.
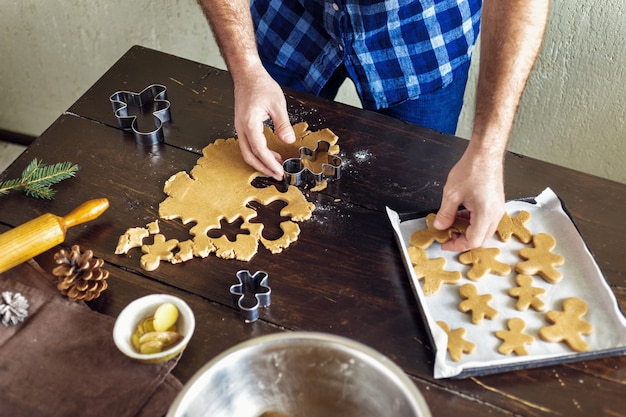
[140,340,165,354]
[131,332,141,351]
[153,302,179,332]
[136,317,155,335]
[139,331,182,345]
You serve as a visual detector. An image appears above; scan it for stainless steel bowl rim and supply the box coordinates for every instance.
[167,331,431,417]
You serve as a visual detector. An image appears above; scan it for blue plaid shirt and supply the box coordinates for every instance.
[251,0,482,109]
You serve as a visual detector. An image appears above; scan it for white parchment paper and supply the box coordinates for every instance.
[387,188,626,378]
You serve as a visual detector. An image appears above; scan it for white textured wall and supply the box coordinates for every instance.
[0,0,224,135]
[0,0,624,183]
[457,1,626,183]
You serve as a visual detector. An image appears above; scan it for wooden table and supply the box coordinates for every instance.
[1,46,625,416]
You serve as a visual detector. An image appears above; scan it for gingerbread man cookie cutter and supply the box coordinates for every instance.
[109,84,171,145]
[283,140,342,187]
[229,270,271,323]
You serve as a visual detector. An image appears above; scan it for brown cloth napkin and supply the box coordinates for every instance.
[0,260,183,417]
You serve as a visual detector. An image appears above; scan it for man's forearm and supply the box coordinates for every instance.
[197,0,263,81]
[471,0,550,155]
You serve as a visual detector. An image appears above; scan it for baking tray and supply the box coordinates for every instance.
[387,188,626,378]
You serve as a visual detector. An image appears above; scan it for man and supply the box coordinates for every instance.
[197,0,550,251]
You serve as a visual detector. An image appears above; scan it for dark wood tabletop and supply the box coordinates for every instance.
[1,45,625,416]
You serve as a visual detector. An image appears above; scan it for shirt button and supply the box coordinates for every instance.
[332,3,339,11]
[338,44,344,51]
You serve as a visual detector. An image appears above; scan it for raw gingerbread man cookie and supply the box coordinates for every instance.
[538,297,593,352]
[495,317,535,356]
[496,210,532,244]
[437,321,476,362]
[516,233,564,284]
[508,274,546,311]
[409,213,469,249]
[407,246,461,296]
[459,247,512,280]
[141,234,179,271]
[459,283,499,324]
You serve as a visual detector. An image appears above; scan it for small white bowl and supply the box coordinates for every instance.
[113,294,195,364]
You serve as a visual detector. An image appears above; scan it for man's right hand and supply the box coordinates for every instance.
[197,0,295,180]
[233,68,296,181]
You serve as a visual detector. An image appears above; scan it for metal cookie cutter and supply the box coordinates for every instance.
[109,84,171,145]
[229,270,271,323]
[283,140,342,187]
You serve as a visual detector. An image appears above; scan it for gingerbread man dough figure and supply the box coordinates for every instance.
[409,213,469,249]
[516,233,564,284]
[437,321,476,362]
[539,297,593,352]
[496,210,532,243]
[508,274,546,311]
[458,283,499,324]
[495,318,535,355]
[407,246,461,295]
[459,247,512,280]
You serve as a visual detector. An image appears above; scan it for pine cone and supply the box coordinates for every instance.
[52,245,109,301]
[0,291,29,326]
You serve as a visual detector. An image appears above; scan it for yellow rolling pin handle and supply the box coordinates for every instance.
[0,198,109,274]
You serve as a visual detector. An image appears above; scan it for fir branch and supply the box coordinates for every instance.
[0,158,79,199]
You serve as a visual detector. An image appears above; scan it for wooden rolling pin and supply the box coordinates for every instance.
[0,198,109,274]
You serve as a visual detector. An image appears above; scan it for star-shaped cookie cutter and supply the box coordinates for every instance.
[109,84,171,145]
[229,270,271,323]
[283,140,342,187]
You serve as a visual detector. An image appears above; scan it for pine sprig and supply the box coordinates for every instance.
[0,158,79,199]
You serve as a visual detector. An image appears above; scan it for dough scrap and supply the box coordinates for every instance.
[172,240,195,264]
[115,227,149,254]
[458,247,512,280]
[538,297,593,352]
[437,320,476,362]
[146,220,160,234]
[495,318,535,356]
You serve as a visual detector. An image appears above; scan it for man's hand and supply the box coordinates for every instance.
[433,0,549,252]
[197,0,295,180]
[434,146,505,252]
[233,69,296,180]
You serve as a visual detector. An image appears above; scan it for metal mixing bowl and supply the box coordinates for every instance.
[167,332,431,417]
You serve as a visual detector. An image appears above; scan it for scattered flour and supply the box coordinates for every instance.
[353,149,375,163]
